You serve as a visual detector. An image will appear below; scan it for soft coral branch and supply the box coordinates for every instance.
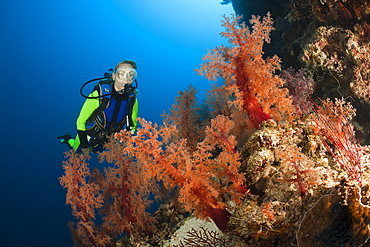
[161,85,204,151]
[59,151,112,247]
[197,14,295,129]
[114,116,245,230]
[100,137,156,237]
[60,143,156,246]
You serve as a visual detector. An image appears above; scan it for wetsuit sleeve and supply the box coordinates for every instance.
[131,98,139,133]
[76,91,99,148]
[76,91,100,131]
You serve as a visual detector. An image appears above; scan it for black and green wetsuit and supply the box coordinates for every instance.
[67,84,138,151]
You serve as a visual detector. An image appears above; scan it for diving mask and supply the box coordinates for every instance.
[115,67,137,82]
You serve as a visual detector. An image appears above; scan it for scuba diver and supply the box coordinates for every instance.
[58,60,139,154]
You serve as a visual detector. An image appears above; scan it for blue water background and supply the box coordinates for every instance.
[0,1,235,246]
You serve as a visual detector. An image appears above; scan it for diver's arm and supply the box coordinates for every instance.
[131,98,139,134]
[76,91,100,148]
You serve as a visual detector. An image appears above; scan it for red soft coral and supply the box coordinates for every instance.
[197,14,295,129]
[310,98,367,185]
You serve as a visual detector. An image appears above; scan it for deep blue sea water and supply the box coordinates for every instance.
[0,1,235,246]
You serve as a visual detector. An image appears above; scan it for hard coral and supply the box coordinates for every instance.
[229,95,370,245]
[302,26,352,74]
[231,119,327,246]
[350,39,370,104]
[302,25,370,105]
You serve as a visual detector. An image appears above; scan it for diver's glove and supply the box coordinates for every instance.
[57,133,72,144]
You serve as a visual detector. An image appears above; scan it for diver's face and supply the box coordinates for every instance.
[113,64,137,92]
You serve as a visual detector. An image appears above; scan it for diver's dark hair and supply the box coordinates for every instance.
[115,60,137,70]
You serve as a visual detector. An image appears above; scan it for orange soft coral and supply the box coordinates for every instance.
[60,145,156,245]
[61,115,246,244]
[99,136,156,237]
[197,14,295,129]
[114,116,245,230]
[59,151,112,247]
[161,84,204,151]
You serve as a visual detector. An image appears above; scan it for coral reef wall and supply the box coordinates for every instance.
[228,0,370,144]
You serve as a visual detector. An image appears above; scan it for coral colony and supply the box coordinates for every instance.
[60,4,370,246]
